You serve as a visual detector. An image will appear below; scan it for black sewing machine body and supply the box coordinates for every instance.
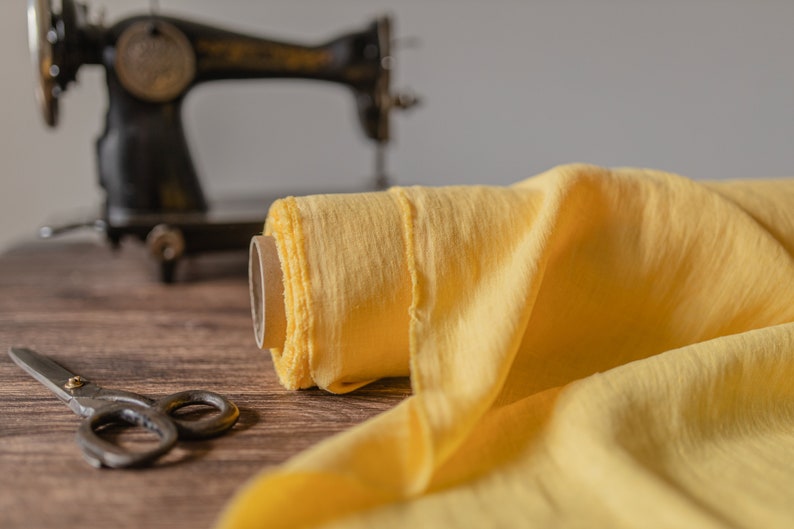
[28,0,415,281]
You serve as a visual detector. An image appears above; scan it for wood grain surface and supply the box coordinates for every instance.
[0,237,411,529]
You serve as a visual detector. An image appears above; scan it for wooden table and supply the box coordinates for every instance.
[0,238,410,528]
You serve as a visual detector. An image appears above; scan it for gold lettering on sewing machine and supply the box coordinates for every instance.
[196,39,334,72]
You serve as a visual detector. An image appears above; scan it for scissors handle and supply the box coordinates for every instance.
[76,390,238,468]
[154,389,240,439]
[76,402,178,468]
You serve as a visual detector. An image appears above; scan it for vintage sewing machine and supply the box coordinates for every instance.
[27,0,417,281]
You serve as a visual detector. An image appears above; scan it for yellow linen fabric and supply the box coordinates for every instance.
[217,164,794,528]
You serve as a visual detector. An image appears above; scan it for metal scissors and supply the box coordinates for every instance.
[8,347,239,468]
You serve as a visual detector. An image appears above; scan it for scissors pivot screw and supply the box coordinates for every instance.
[64,376,86,390]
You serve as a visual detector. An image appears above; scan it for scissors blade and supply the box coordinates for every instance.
[8,347,87,409]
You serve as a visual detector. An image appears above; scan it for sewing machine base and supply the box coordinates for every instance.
[40,179,389,283]
[106,218,263,284]
[41,196,273,283]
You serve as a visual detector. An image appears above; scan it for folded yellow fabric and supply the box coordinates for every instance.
[216,164,794,528]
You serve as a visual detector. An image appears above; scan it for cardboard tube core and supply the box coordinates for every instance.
[249,235,287,350]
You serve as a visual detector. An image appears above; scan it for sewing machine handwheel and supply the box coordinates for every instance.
[27,0,58,126]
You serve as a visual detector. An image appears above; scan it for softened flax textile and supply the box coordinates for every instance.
[217,164,794,528]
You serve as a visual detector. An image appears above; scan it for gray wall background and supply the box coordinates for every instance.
[2,0,793,251]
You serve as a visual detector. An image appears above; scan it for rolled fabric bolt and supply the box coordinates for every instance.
[249,235,287,350]
[253,192,412,392]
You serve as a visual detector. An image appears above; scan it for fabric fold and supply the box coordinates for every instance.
[217,164,794,529]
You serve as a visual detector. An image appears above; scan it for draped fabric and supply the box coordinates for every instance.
[217,164,794,528]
